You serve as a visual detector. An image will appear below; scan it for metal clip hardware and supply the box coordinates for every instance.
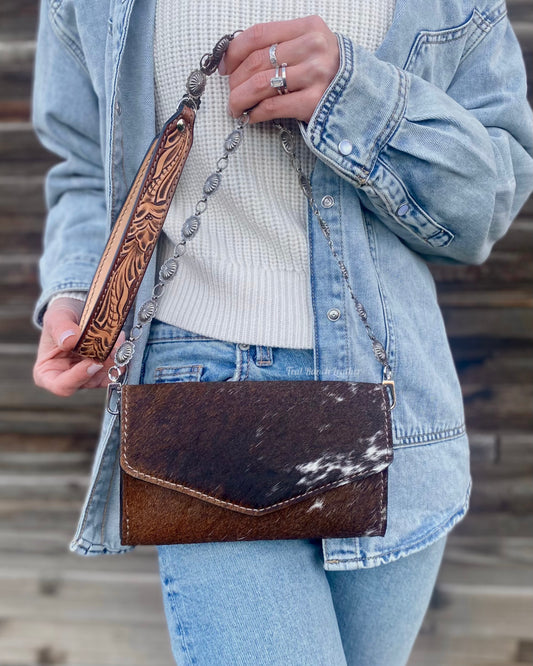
[106,382,123,416]
[383,379,396,410]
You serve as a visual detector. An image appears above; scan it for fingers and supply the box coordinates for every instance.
[222,17,324,75]
[221,16,339,125]
[227,32,328,89]
[34,296,127,397]
[34,328,127,396]
[240,88,324,125]
[35,358,104,397]
[228,64,324,123]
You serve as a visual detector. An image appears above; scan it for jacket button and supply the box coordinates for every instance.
[321,195,335,208]
[397,203,410,216]
[327,308,341,322]
[338,140,353,156]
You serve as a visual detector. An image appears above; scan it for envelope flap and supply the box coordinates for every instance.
[120,381,393,516]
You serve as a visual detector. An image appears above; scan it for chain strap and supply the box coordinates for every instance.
[272,122,393,381]
[106,33,395,415]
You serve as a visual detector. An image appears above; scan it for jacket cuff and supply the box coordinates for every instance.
[33,282,92,329]
[33,258,97,329]
[302,33,407,183]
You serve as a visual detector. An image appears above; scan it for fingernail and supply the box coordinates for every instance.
[219,57,227,75]
[86,363,103,377]
[58,330,76,346]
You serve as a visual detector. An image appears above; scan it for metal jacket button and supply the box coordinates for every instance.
[397,203,410,216]
[338,140,353,156]
[321,195,335,208]
[327,308,341,321]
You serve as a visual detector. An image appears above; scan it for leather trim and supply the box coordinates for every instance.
[74,101,196,361]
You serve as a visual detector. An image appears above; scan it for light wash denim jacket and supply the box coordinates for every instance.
[32,0,533,569]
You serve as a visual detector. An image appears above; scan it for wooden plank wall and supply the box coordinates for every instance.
[0,2,531,665]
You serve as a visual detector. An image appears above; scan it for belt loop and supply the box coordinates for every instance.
[254,345,273,367]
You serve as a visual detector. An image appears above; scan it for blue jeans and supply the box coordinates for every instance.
[141,320,447,665]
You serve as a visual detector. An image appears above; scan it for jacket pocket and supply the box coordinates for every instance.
[403,11,482,90]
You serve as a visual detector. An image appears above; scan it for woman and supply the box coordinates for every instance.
[31,1,533,664]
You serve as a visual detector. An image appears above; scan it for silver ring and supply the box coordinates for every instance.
[279,63,288,95]
[270,65,284,94]
[270,63,289,95]
[269,43,279,67]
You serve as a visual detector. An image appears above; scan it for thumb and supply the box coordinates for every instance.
[44,299,84,351]
[56,324,82,352]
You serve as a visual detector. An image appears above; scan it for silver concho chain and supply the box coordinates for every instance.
[272,122,393,382]
[107,32,394,415]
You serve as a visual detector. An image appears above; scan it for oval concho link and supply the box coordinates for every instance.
[280,128,295,154]
[138,299,158,324]
[203,172,221,195]
[298,173,313,200]
[115,340,135,366]
[186,69,207,98]
[182,215,200,239]
[224,129,243,152]
[159,257,179,281]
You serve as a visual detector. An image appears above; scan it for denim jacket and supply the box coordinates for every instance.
[32,0,533,569]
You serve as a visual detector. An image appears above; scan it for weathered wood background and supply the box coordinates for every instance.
[0,1,531,664]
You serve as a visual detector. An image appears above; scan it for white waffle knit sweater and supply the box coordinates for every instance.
[153,0,396,348]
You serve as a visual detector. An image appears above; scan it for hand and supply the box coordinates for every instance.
[220,16,340,124]
[33,297,125,397]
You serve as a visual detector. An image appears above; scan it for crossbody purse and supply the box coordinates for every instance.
[74,33,396,545]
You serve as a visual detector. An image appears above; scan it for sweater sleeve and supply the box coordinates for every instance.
[300,7,533,265]
[48,291,88,307]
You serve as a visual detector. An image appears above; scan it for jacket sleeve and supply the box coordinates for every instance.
[31,0,106,326]
[300,8,533,265]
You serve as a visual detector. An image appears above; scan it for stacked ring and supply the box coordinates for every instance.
[270,63,289,95]
[269,43,279,67]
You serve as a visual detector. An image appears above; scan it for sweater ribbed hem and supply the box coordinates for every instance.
[156,235,314,349]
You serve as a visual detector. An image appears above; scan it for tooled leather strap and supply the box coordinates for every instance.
[74,101,196,362]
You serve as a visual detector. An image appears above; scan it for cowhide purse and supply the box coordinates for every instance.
[74,33,396,546]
